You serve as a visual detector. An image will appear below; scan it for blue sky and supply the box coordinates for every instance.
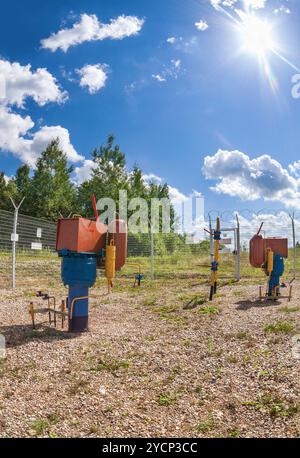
[1,0,300,213]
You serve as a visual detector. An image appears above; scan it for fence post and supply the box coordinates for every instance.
[235,214,241,281]
[290,213,296,280]
[10,197,25,289]
[150,224,154,280]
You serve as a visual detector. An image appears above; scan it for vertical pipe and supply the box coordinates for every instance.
[236,215,241,281]
[209,216,214,265]
[11,207,18,289]
[290,213,296,280]
[210,217,220,300]
[150,223,154,280]
[10,197,24,290]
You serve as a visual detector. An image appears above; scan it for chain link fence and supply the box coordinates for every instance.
[0,209,299,289]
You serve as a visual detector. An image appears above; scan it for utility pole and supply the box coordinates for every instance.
[10,197,25,289]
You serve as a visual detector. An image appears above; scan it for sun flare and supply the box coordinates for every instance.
[239,15,275,56]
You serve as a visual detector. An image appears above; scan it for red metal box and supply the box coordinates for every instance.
[250,235,288,268]
[56,218,107,253]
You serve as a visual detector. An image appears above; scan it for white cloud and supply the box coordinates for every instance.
[245,0,267,9]
[274,5,291,14]
[152,74,166,83]
[0,106,83,167]
[76,64,109,94]
[202,149,300,208]
[289,160,300,177]
[168,185,189,203]
[172,59,181,69]
[143,173,163,184]
[195,20,209,31]
[0,59,82,167]
[0,59,67,108]
[41,13,144,52]
[210,0,267,9]
[74,159,95,184]
[152,59,182,83]
[210,0,222,8]
[166,37,176,44]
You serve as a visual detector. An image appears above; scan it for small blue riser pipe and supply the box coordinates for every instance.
[68,285,89,332]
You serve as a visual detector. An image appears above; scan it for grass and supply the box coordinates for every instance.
[236,331,249,339]
[264,320,294,335]
[157,392,177,406]
[31,419,49,436]
[196,415,215,434]
[90,357,131,374]
[30,413,60,437]
[198,305,220,315]
[243,393,300,419]
[181,293,207,309]
[279,306,300,313]
[151,305,187,324]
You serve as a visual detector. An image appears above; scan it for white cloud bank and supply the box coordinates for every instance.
[0,106,83,167]
[0,59,67,107]
[76,64,109,94]
[41,13,144,52]
[202,149,300,209]
[0,59,82,166]
[74,159,95,184]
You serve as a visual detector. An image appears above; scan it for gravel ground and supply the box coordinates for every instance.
[0,276,299,438]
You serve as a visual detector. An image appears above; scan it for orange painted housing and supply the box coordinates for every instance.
[249,234,265,268]
[249,234,288,268]
[56,217,128,270]
[56,218,107,253]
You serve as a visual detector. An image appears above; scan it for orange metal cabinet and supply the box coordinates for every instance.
[56,218,107,253]
[249,234,265,268]
[265,238,288,258]
[250,235,288,268]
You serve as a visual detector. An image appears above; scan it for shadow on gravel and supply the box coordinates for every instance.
[1,324,79,348]
[236,299,281,311]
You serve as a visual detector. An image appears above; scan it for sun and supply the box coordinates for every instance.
[239,15,275,56]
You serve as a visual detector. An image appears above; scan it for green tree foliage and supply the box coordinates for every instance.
[77,134,175,230]
[0,172,16,210]
[78,134,129,217]
[30,138,77,219]
[14,164,32,214]
[1,135,177,232]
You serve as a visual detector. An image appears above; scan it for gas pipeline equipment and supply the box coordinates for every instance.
[205,217,221,301]
[249,223,292,301]
[28,196,128,333]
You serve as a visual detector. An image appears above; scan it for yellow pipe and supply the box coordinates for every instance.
[29,302,35,328]
[267,249,274,274]
[125,262,142,275]
[105,240,116,293]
